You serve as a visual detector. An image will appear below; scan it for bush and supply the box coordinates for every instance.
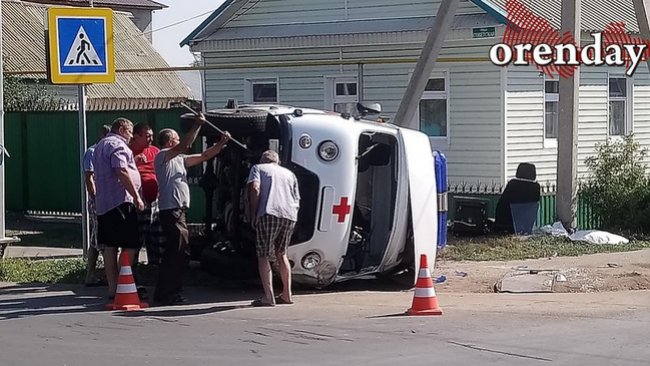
[582,135,650,233]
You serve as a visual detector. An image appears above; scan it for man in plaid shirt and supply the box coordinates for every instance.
[248,150,300,307]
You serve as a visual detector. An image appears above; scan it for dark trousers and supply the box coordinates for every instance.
[154,208,189,302]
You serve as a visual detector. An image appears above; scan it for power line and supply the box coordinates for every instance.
[144,8,216,36]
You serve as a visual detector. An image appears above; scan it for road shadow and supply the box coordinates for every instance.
[0,282,262,320]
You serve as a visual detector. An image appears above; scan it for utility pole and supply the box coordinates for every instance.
[556,0,581,229]
[394,0,460,129]
[632,1,650,74]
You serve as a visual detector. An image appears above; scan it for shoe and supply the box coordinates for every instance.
[251,299,275,307]
[169,294,188,305]
[137,286,149,300]
[275,296,294,305]
[155,294,188,306]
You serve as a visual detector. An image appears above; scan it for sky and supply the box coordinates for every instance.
[152,0,226,66]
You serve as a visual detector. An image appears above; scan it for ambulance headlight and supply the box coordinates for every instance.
[299,134,312,149]
[318,140,339,161]
[301,252,321,270]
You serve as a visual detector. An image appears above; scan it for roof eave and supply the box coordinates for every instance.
[180,0,235,47]
[470,0,508,24]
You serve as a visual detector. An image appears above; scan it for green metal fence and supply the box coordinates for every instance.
[4,109,206,222]
[447,183,601,230]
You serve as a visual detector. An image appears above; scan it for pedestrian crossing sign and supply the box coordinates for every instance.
[47,7,115,84]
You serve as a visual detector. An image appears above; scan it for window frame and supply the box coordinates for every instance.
[244,77,279,104]
[324,75,359,113]
[607,73,633,138]
[416,71,450,145]
[543,77,559,148]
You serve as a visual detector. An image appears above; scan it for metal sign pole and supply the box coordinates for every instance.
[0,0,20,249]
[77,0,94,259]
[0,0,6,242]
[79,84,89,258]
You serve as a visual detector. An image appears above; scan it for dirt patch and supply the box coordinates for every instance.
[434,249,650,293]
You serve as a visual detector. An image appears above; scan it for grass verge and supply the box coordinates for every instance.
[2,237,650,284]
[0,258,221,286]
[438,235,650,261]
[0,258,86,284]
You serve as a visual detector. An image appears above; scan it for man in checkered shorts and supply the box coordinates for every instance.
[248,150,300,307]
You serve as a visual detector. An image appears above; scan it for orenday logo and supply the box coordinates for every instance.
[490,0,650,78]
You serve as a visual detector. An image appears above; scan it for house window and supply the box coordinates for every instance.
[608,76,630,136]
[245,78,278,103]
[419,74,448,137]
[544,80,559,139]
[326,76,358,113]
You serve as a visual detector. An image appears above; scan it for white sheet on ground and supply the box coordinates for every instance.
[569,230,629,245]
[540,222,629,244]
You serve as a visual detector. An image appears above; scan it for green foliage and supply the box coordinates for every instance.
[3,73,64,111]
[0,258,86,284]
[581,135,650,233]
[439,236,650,261]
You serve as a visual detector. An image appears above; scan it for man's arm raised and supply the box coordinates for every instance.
[185,132,231,168]
[164,114,206,162]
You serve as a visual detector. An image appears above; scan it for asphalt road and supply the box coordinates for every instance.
[0,282,648,366]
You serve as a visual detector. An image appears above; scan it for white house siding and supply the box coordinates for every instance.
[202,35,503,183]
[222,0,485,27]
[506,66,650,184]
[202,47,356,109]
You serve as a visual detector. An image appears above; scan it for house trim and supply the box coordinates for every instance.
[500,65,507,185]
[180,0,242,47]
[469,0,508,24]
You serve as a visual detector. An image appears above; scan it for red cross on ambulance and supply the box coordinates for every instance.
[332,197,351,223]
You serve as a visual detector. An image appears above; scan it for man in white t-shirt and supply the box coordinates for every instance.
[248,150,300,306]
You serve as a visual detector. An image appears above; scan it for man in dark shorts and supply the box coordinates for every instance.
[153,114,230,306]
[93,118,145,298]
[248,150,300,306]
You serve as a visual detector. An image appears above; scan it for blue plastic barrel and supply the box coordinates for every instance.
[433,151,448,249]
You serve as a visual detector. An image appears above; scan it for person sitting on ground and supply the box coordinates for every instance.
[493,162,541,234]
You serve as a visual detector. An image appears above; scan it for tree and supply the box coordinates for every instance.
[3,72,63,111]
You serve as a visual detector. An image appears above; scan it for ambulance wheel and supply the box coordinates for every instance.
[205,109,269,135]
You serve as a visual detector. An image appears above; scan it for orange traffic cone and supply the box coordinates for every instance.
[106,251,148,311]
[407,254,443,316]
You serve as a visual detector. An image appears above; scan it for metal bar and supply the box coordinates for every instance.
[5,56,492,75]
[179,102,248,150]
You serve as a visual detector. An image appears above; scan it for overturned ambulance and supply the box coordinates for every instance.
[181,103,437,288]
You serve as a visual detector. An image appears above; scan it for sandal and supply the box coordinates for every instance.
[250,299,275,307]
[275,296,294,305]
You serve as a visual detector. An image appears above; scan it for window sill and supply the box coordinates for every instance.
[543,138,557,149]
